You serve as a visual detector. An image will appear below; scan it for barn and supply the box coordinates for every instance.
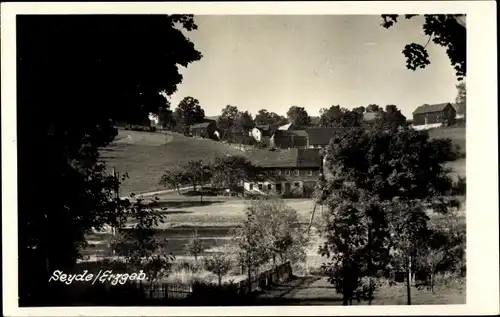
[412,103,456,129]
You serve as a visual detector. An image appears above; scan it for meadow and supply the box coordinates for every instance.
[101,126,466,196]
[100,129,245,195]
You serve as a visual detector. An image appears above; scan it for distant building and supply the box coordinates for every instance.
[270,130,308,149]
[190,121,217,138]
[412,102,456,130]
[250,125,274,144]
[304,127,346,149]
[244,148,323,197]
[363,111,379,122]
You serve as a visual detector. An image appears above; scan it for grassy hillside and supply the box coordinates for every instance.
[428,126,466,180]
[428,126,466,153]
[100,130,245,195]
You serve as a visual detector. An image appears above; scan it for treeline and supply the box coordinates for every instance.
[158,155,262,199]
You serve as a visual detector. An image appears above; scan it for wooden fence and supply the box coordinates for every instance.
[135,281,193,300]
[234,261,293,296]
[134,261,293,301]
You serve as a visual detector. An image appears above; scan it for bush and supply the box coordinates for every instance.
[188,281,242,305]
[172,259,204,273]
[451,176,466,196]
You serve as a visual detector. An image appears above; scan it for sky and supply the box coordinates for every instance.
[169,15,460,119]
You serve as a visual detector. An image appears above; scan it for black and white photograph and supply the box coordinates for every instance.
[1,1,498,316]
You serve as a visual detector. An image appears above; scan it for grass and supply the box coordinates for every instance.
[254,275,465,305]
[428,126,466,180]
[100,129,246,195]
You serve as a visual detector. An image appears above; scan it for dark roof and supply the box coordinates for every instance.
[190,122,212,129]
[246,148,321,168]
[304,127,346,146]
[255,124,271,131]
[291,130,308,137]
[413,103,452,115]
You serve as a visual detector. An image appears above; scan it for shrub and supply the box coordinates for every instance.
[172,259,204,273]
[185,229,204,261]
[451,176,466,196]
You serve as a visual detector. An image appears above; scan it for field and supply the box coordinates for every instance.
[100,129,246,195]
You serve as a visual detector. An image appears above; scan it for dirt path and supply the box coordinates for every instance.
[252,276,343,305]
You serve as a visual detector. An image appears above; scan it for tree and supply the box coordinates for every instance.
[455,81,466,117]
[286,106,311,127]
[158,167,188,194]
[183,160,212,202]
[110,196,175,288]
[366,104,381,113]
[254,109,288,129]
[216,105,239,141]
[158,99,174,129]
[375,105,407,129]
[244,199,308,266]
[185,229,204,261]
[174,96,205,133]
[235,110,255,132]
[381,15,466,80]
[231,207,270,293]
[455,81,466,104]
[204,252,232,286]
[17,14,201,305]
[209,155,261,194]
[353,106,366,114]
[318,105,362,128]
[319,126,462,305]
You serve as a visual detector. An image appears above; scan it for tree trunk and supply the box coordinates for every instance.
[218,274,222,286]
[406,255,412,305]
[176,184,180,195]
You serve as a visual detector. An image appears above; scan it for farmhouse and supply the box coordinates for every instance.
[270,130,308,149]
[190,121,217,138]
[304,127,346,149]
[250,125,274,144]
[244,148,323,197]
[412,102,456,130]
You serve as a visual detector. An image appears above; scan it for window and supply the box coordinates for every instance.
[258,183,263,190]
[294,169,300,176]
[267,184,272,190]
[308,170,313,176]
[249,183,253,190]
[294,182,300,187]
[285,169,291,176]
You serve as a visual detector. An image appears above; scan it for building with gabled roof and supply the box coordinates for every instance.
[243,148,323,197]
[412,102,456,130]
